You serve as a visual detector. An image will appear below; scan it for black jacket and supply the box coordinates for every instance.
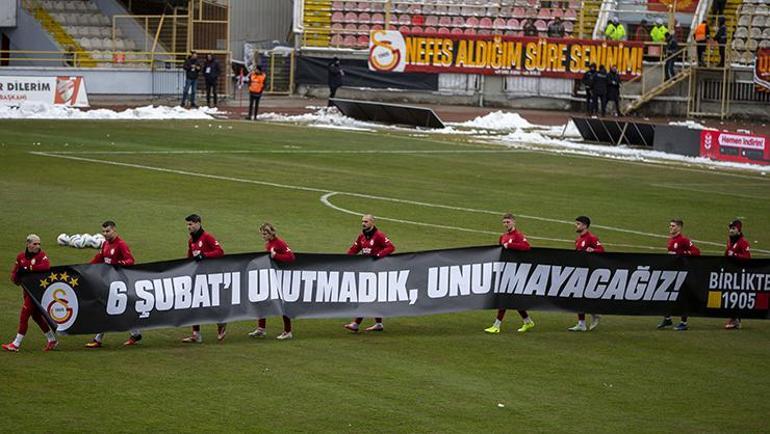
[523,24,538,37]
[582,69,596,90]
[593,69,608,95]
[607,71,621,99]
[203,59,220,82]
[547,21,565,38]
[666,37,679,56]
[328,61,344,88]
[715,25,727,44]
[183,57,201,80]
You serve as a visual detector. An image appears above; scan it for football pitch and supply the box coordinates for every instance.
[1,118,769,432]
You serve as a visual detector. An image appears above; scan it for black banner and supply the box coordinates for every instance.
[21,246,770,335]
[296,56,439,91]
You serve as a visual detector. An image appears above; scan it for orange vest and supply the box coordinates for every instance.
[249,72,265,93]
[694,23,707,41]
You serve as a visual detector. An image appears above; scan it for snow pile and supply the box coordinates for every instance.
[0,102,220,120]
[453,111,534,130]
[668,120,708,130]
[258,107,377,131]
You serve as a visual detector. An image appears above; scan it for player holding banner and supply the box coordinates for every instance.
[343,214,395,332]
[484,213,535,334]
[249,223,296,340]
[85,221,140,348]
[182,214,226,343]
[2,234,58,352]
[724,219,751,329]
[569,216,605,332]
[658,219,701,331]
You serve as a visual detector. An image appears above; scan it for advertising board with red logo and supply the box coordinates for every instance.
[700,129,770,165]
[0,76,89,107]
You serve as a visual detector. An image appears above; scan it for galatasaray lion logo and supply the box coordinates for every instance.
[39,272,80,331]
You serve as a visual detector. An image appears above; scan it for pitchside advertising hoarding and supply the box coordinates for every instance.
[700,129,770,165]
[0,76,89,107]
[19,247,770,334]
[368,30,644,79]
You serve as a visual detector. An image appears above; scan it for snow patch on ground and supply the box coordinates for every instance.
[668,120,708,130]
[0,102,220,119]
[452,110,535,130]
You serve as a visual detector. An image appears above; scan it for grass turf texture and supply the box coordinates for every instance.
[1,119,769,432]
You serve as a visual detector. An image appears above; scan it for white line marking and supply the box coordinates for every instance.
[38,149,524,155]
[30,151,769,254]
[651,183,765,200]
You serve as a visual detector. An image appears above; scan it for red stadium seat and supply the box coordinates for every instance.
[438,27,450,34]
[358,24,370,33]
[399,25,410,33]
[439,16,451,26]
[345,23,357,33]
[480,17,493,28]
[371,24,383,31]
[357,35,369,47]
[464,28,477,35]
[494,18,507,29]
[357,2,369,12]
[412,14,425,26]
[331,11,344,23]
[507,18,520,30]
[332,1,343,11]
[425,15,438,26]
[330,34,344,46]
[371,13,384,24]
[358,12,371,23]
[451,27,464,34]
[424,26,438,34]
[399,14,411,25]
[538,9,551,19]
[411,26,424,34]
[344,12,357,22]
[564,9,577,20]
[551,8,563,19]
[452,16,465,27]
[343,35,357,46]
[512,7,526,17]
[466,16,479,28]
[331,23,344,31]
[535,20,547,31]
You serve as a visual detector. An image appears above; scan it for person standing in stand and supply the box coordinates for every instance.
[343,214,395,333]
[2,234,58,352]
[181,51,201,108]
[327,57,344,106]
[484,213,536,334]
[605,65,622,117]
[569,216,605,332]
[249,223,296,340]
[658,219,700,331]
[593,65,609,116]
[724,220,751,329]
[582,63,597,115]
[181,214,226,343]
[86,221,140,348]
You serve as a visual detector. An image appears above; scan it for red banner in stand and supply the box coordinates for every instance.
[647,0,697,12]
[754,48,770,93]
[700,130,770,166]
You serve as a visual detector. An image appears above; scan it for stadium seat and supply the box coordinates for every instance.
[564,21,574,32]
[358,24,370,33]
[399,25,410,33]
[494,18,507,29]
[732,38,745,50]
[741,4,755,14]
[551,8,564,19]
[452,16,465,27]
[358,12,371,23]
[738,15,750,27]
[512,7,526,17]
[344,12,357,23]
[438,27,450,34]
[411,26,424,34]
[434,5,448,15]
[764,28,770,39]
[538,9,551,20]
[79,37,92,49]
[466,16,479,28]
[343,1,355,11]
[451,27,464,34]
[330,34,344,46]
[331,1,343,11]
[439,16,451,26]
[734,27,749,38]
[564,9,577,20]
[371,24,383,31]
[751,27,762,39]
[487,6,500,17]
[345,23,358,32]
[357,35,368,47]
[371,13,384,24]
[757,4,769,15]
[752,16,765,27]
[463,28,476,35]
[331,22,344,31]
[507,18,520,30]
[480,17,493,28]
[331,11,344,22]
[357,2,370,12]
[424,15,438,26]
[424,26,437,34]
[748,39,759,51]
[342,35,357,47]
[535,19,547,31]
[399,14,411,25]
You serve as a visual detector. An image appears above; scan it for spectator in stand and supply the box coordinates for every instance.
[203,54,221,108]
[605,17,626,41]
[712,0,726,16]
[650,18,667,44]
[593,65,608,116]
[523,19,538,37]
[181,51,201,108]
[582,63,597,114]
[547,17,566,38]
[605,65,622,117]
[634,19,651,42]
[693,19,710,66]
[665,31,679,80]
[715,16,728,67]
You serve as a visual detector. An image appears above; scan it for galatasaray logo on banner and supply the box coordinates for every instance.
[368,30,644,79]
[755,48,770,93]
[39,272,80,331]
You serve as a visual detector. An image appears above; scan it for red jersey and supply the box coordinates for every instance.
[576,231,605,253]
[11,249,51,285]
[668,233,700,256]
[726,235,751,260]
[266,237,295,263]
[348,228,395,258]
[187,230,224,259]
[500,229,531,251]
[91,236,135,266]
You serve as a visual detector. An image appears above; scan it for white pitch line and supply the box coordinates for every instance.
[29,151,769,254]
[38,149,524,155]
[651,183,766,200]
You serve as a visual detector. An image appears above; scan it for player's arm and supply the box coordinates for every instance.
[377,235,395,257]
[592,240,605,253]
[688,241,701,257]
[272,241,296,263]
[10,257,21,285]
[90,252,104,264]
[347,238,361,255]
[202,235,224,258]
[31,254,51,272]
[117,244,135,266]
[507,234,531,251]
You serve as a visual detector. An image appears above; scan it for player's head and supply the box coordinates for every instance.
[502,213,516,232]
[101,220,117,241]
[589,63,596,71]
[190,50,197,59]
[729,219,743,236]
[260,222,277,241]
[669,219,684,235]
[361,214,375,231]
[186,214,202,234]
[206,53,213,61]
[575,216,591,233]
[26,234,41,253]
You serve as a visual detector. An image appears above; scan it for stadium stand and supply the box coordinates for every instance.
[302,0,600,49]
[734,0,770,64]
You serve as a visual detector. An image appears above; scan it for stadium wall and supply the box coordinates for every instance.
[230,0,294,61]
[2,6,62,67]
[0,0,16,27]
[0,66,182,95]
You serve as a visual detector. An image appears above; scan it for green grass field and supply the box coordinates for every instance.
[1,119,769,432]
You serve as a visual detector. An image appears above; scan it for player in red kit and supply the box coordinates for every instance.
[484,213,535,334]
[569,216,605,332]
[181,214,226,343]
[724,219,751,329]
[343,214,395,332]
[249,222,296,340]
[86,221,140,348]
[658,219,701,331]
[2,234,58,352]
